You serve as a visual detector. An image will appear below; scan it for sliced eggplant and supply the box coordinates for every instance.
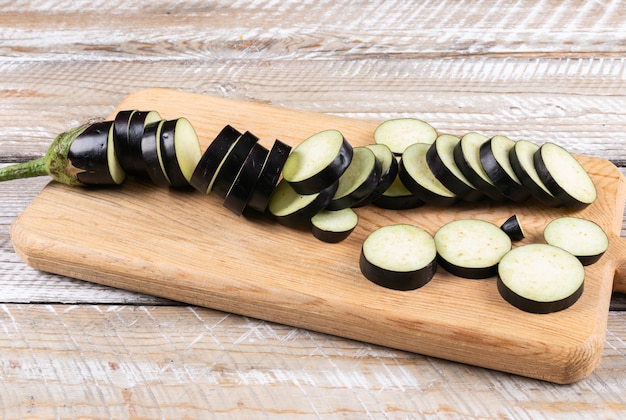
[352,143,399,207]
[426,134,483,202]
[434,219,511,279]
[141,119,170,187]
[373,118,438,155]
[326,146,380,211]
[223,142,269,216]
[311,208,359,243]
[533,142,597,210]
[159,118,202,188]
[113,109,137,173]
[508,140,563,207]
[479,135,530,202]
[268,179,338,228]
[246,139,292,214]
[453,132,505,201]
[282,129,353,195]
[67,121,126,185]
[373,173,425,210]
[189,125,242,195]
[399,142,458,207]
[360,224,437,291]
[500,214,525,241]
[211,131,259,198]
[123,110,162,176]
[497,244,584,314]
[543,217,608,265]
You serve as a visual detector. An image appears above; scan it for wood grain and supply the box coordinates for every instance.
[10,89,626,384]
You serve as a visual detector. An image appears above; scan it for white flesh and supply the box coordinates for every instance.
[513,140,554,196]
[498,244,584,302]
[540,142,596,204]
[402,143,455,198]
[362,224,436,272]
[268,179,320,217]
[374,118,437,154]
[383,173,412,197]
[173,118,202,182]
[282,129,345,183]
[106,123,126,184]
[311,208,358,232]
[333,146,376,199]
[434,134,474,187]
[544,217,608,257]
[460,132,495,185]
[434,219,511,269]
[489,135,522,184]
[365,143,394,175]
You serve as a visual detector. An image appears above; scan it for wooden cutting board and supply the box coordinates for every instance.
[11,88,626,384]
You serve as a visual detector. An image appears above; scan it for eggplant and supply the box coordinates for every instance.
[434,219,512,279]
[533,142,597,210]
[352,143,398,207]
[426,134,483,202]
[0,120,128,187]
[223,142,269,216]
[479,135,530,202]
[398,142,458,207]
[120,110,162,176]
[453,132,505,201]
[282,129,353,195]
[373,173,425,210]
[211,131,259,198]
[497,244,584,313]
[508,140,563,207]
[268,179,338,228]
[500,214,525,241]
[360,224,437,291]
[373,118,438,155]
[543,217,608,266]
[311,208,359,243]
[326,146,380,211]
[140,119,170,187]
[246,139,292,214]
[189,125,242,195]
[157,118,202,188]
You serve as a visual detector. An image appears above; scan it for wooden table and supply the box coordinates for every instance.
[1,1,625,417]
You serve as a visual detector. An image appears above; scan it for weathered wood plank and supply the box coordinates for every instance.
[0,304,624,418]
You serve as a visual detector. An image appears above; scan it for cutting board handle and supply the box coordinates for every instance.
[613,235,626,294]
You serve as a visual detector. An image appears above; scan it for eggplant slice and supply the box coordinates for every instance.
[374,118,438,155]
[543,217,608,266]
[311,208,359,243]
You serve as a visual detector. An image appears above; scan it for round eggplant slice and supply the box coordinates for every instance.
[211,131,259,198]
[426,134,483,202]
[247,139,292,214]
[352,143,399,207]
[373,118,438,155]
[533,142,597,210]
[159,118,202,188]
[497,244,584,314]
[326,146,380,211]
[113,109,137,172]
[434,219,512,279]
[500,214,525,241]
[189,125,242,195]
[360,224,437,291]
[373,173,425,210]
[479,135,530,202]
[282,129,353,195]
[311,208,359,243]
[141,119,170,187]
[453,132,505,201]
[68,121,126,185]
[399,142,458,207]
[508,140,563,207]
[543,217,608,266]
[223,142,269,216]
[268,179,338,228]
[124,110,162,176]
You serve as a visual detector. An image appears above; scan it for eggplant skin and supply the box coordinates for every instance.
[247,139,292,214]
[437,256,498,280]
[269,181,338,228]
[497,277,584,314]
[312,226,355,243]
[500,215,525,241]
[68,121,117,185]
[359,251,437,291]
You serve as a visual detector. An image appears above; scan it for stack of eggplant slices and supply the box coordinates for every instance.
[0,112,608,314]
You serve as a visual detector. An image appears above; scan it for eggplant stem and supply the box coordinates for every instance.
[0,157,48,182]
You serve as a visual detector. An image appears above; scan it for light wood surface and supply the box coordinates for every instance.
[1,0,626,416]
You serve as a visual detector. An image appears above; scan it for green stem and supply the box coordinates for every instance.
[0,157,49,182]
